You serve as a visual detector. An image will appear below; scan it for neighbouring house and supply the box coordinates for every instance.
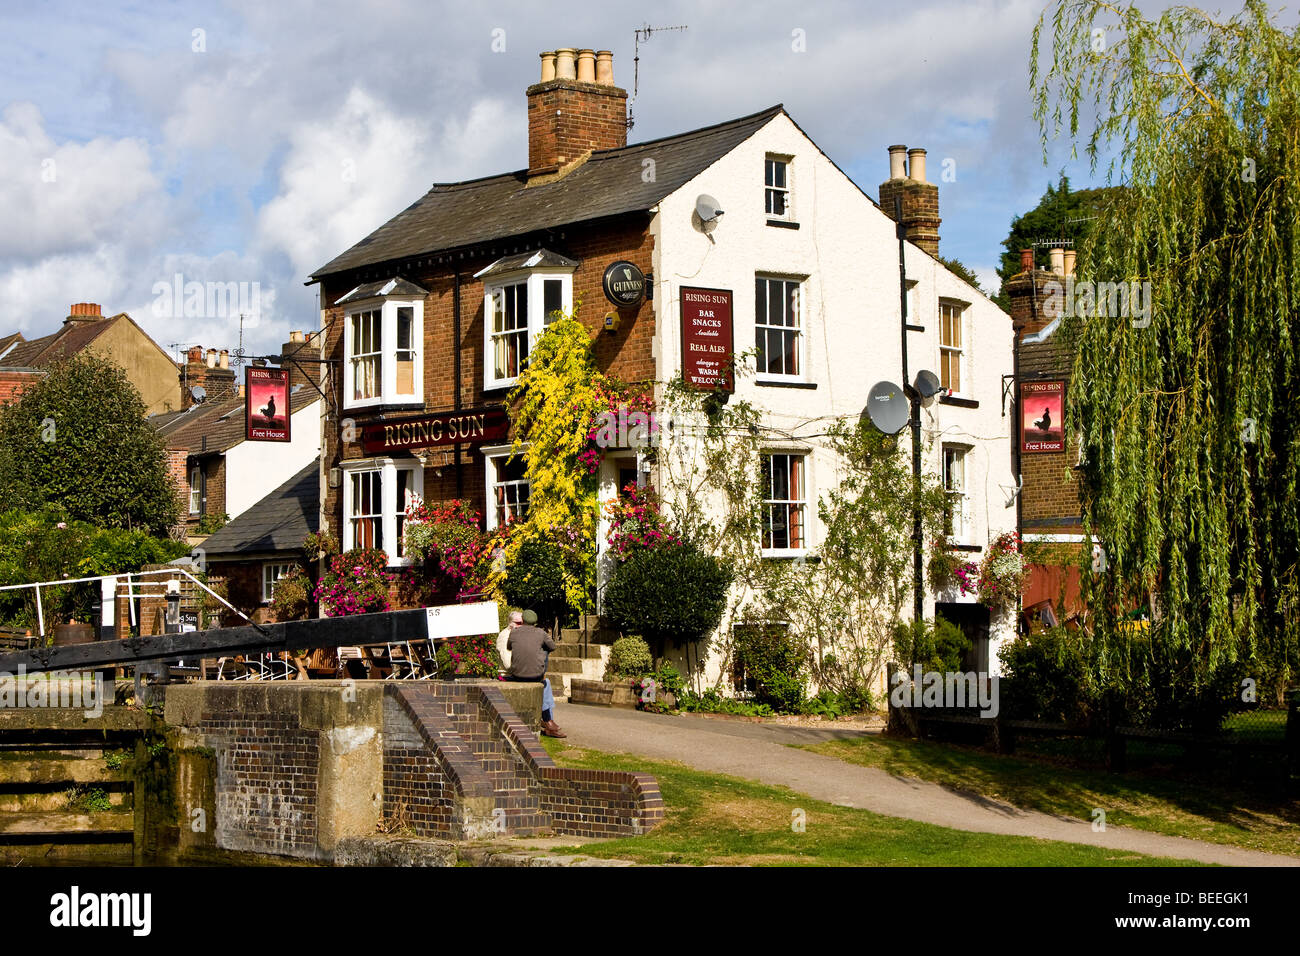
[197,459,320,625]
[1005,247,1089,625]
[0,302,185,414]
[151,333,323,543]
[305,46,1017,693]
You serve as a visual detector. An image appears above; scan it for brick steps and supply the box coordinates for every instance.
[445,710,553,838]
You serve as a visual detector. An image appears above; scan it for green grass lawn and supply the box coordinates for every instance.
[540,739,1202,867]
[799,732,1299,859]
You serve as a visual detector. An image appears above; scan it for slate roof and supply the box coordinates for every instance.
[200,459,320,559]
[309,105,786,281]
[3,318,116,366]
[152,384,320,455]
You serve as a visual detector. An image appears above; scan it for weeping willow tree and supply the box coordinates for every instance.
[1033,1,1299,719]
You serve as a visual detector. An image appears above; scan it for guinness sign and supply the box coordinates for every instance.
[602,261,646,307]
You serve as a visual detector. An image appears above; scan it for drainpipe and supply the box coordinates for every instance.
[454,271,464,498]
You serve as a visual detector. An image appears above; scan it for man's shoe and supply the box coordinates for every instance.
[541,720,567,738]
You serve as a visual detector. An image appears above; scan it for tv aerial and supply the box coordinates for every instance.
[627,23,688,131]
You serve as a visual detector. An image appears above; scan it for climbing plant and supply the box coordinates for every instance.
[1033,0,1300,709]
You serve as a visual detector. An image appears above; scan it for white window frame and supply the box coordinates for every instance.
[755,274,805,383]
[760,451,809,557]
[482,445,532,531]
[262,563,296,603]
[942,444,971,545]
[482,270,573,390]
[765,154,793,220]
[342,296,424,411]
[340,458,424,565]
[188,464,202,515]
[939,300,964,396]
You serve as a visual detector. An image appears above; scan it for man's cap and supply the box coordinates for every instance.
[522,609,538,625]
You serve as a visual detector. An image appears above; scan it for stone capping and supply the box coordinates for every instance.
[385,684,495,798]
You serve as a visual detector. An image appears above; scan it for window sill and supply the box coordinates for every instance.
[939,395,979,408]
[766,219,800,230]
[951,543,982,553]
[344,397,424,413]
[482,381,517,393]
[755,379,816,390]
[762,552,820,562]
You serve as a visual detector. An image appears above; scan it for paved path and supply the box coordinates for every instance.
[554,702,1300,867]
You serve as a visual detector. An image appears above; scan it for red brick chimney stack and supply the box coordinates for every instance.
[180,345,237,408]
[64,302,102,325]
[527,47,627,180]
[279,330,318,394]
[878,146,942,257]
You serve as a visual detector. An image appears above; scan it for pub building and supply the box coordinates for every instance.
[307,47,1018,692]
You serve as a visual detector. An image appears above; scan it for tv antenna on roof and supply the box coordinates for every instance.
[627,22,688,132]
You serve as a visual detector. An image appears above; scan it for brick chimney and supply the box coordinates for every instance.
[64,302,102,325]
[279,330,319,394]
[527,47,627,180]
[1005,248,1069,337]
[878,145,941,257]
[179,345,237,408]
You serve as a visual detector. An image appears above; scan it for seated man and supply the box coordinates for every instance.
[506,609,565,738]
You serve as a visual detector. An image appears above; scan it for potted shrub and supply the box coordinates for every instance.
[434,633,501,679]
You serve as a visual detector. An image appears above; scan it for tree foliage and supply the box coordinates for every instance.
[0,354,181,535]
[1032,0,1300,710]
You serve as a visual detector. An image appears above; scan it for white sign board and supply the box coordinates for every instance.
[425,601,500,640]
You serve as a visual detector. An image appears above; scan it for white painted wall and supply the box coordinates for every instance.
[223,398,322,520]
[646,111,1017,692]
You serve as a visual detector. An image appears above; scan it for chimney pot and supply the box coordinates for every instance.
[907,147,927,183]
[1063,249,1077,277]
[887,145,908,181]
[595,50,614,85]
[576,49,596,83]
[554,48,576,80]
[65,302,103,324]
[290,330,305,343]
[205,348,217,369]
[540,51,556,83]
[187,346,203,364]
[1019,249,1035,273]
[218,349,229,370]
[1049,247,1066,275]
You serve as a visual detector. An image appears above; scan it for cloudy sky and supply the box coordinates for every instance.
[0,0,1227,359]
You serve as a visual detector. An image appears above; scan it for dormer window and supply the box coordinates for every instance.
[476,249,577,390]
[336,277,427,410]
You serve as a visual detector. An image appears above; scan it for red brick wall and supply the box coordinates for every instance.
[319,214,656,548]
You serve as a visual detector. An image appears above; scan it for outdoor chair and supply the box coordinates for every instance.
[386,641,422,680]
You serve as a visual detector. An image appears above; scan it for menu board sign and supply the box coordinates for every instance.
[680,286,734,392]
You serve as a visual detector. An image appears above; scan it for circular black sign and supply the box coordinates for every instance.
[602,261,646,307]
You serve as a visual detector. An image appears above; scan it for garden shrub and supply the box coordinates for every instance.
[733,623,807,712]
[435,633,501,678]
[502,534,570,630]
[268,566,310,621]
[892,616,971,673]
[605,635,653,680]
[313,548,398,617]
[679,688,774,718]
[602,541,732,659]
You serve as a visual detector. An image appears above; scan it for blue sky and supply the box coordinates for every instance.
[0,0,1248,358]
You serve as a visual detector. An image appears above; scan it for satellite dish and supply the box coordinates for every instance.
[695,194,724,223]
[190,385,207,404]
[863,381,910,435]
[914,369,943,407]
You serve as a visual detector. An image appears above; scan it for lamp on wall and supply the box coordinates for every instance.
[328,466,342,489]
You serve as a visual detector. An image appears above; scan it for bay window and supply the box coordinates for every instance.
[475,250,576,390]
[341,458,423,564]
[336,278,426,410]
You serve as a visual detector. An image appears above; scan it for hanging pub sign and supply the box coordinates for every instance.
[1021,380,1066,453]
[681,286,734,392]
[602,261,646,307]
[359,406,509,454]
[246,367,291,442]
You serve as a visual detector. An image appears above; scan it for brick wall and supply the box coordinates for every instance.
[206,560,272,625]
[0,369,43,406]
[381,694,461,838]
[526,79,628,174]
[878,179,941,256]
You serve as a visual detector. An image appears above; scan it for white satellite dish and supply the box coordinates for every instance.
[863,381,910,435]
[190,385,207,404]
[914,369,943,407]
[695,194,724,223]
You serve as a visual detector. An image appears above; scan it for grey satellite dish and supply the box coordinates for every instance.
[914,369,943,407]
[864,381,910,434]
[695,194,724,222]
[190,385,207,404]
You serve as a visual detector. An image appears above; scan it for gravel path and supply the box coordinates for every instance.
[554,702,1300,867]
